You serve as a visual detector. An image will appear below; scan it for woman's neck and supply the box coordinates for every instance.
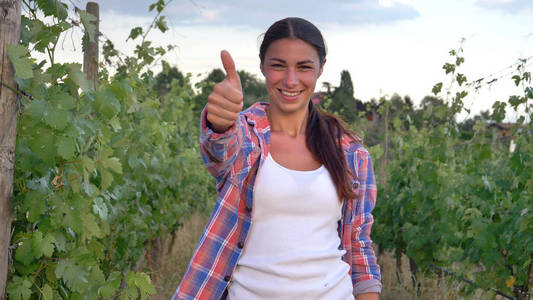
[267,105,309,138]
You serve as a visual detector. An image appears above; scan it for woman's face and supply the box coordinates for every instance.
[260,38,324,117]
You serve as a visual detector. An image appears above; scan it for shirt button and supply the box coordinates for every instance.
[352,181,359,189]
[238,241,244,249]
[224,275,231,282]
[245,205,252,212]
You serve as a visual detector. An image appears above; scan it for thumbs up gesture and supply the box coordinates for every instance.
[206,50,243,133]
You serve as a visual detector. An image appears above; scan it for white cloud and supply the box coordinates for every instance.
[200,9,220,21]
[378,0,395,7]
[474,0,513,4]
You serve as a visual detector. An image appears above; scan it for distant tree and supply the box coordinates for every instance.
[324,70,361,124]
[339,70,354,96]
[193,69,226,116]
[196,68,225,96]
[153,61,186,96]
[322,82,333,94]
[413,95,449,128]
[237,70,268,108]
[193,68,269,115]
[458,110,492,139]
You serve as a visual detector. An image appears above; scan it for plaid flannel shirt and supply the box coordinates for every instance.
[173,102,381,299]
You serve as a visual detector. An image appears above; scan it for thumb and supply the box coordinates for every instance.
[221,50,241,86]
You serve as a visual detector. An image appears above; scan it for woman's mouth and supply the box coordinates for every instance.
[279,89,302,98]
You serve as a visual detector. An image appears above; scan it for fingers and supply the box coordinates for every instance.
[213,80,243,105]
[206,104,238,131]
[208,92,243,113]
[221,50,241,86]
[205,50,243,132]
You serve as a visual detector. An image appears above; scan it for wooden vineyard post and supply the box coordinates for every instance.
[83,2,99,90]
[0,0,21,298]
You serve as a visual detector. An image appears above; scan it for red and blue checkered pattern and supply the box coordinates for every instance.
[172,102,380,299]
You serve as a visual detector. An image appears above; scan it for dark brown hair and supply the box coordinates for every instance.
[260,17,360,200]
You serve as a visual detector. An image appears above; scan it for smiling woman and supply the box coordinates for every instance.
[172,17,381,300]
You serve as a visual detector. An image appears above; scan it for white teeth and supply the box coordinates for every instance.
[281,90,300,96]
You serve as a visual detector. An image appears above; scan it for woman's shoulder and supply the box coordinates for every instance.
[341,133,368,154]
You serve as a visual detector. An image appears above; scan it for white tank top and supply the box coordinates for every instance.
[227,154,354,300]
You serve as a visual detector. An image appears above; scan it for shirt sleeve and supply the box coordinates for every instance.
[352,150,382,295]
[199,105,243,190]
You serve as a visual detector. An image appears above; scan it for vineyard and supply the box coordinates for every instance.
[0,0,532,299]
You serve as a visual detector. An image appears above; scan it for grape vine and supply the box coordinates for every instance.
[369,46,533,298]
[5,0,215,299]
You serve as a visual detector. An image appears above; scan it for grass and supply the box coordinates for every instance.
[147,212,513,299]
[147,212,209,300]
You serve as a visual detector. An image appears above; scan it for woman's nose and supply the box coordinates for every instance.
[283,69,298,88]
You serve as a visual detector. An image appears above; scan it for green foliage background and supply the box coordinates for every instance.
[354,48,533,298]
[7,0,216,298]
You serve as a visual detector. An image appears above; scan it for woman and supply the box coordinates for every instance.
[173,17,381,300]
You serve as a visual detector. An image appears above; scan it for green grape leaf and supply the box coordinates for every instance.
[45,263,57,282]
[46,63,68,82]
[82,155,96,174]
[155,16,168,33]
[66,63,90,91]
[32,231,56,258]
[94,90,121,119]
[43,106,70,130]
[42,283,54,300]
[99,271,122,298]
[55,259,89,292]
[20,16,31,45]
[92,197,108,221]
[7,276,33,300]
[109,117,122,131]
[456,73,467,86]
[127,27,143,41]
[491,101,507,122]
[50,92,76,110]
[56,136,76,160]
[443,62,455,74]
[33,25,60,53]
[15,240,34,266]
[155,0,165,12]
[103,157,123,174]
[125,272,156,300]
[52,232,66,252]
[22,190,46,223]
[25,99,48,120]
[100,169,113,190]
[89,265,106,284]
[81,214,102,240]
[99,284,118,298]
[7,44,34,79]
[512,75,521,86]
[36,0,68,20]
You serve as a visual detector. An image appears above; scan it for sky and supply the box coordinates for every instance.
[60,0,533,120]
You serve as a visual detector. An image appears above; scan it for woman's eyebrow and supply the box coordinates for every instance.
[268,58,286,64]
[297,60,315,65]
[267,58,315,65]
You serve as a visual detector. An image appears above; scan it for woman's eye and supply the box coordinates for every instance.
[299,65,312,70]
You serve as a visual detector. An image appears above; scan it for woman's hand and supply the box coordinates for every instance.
[206,50,243,133]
